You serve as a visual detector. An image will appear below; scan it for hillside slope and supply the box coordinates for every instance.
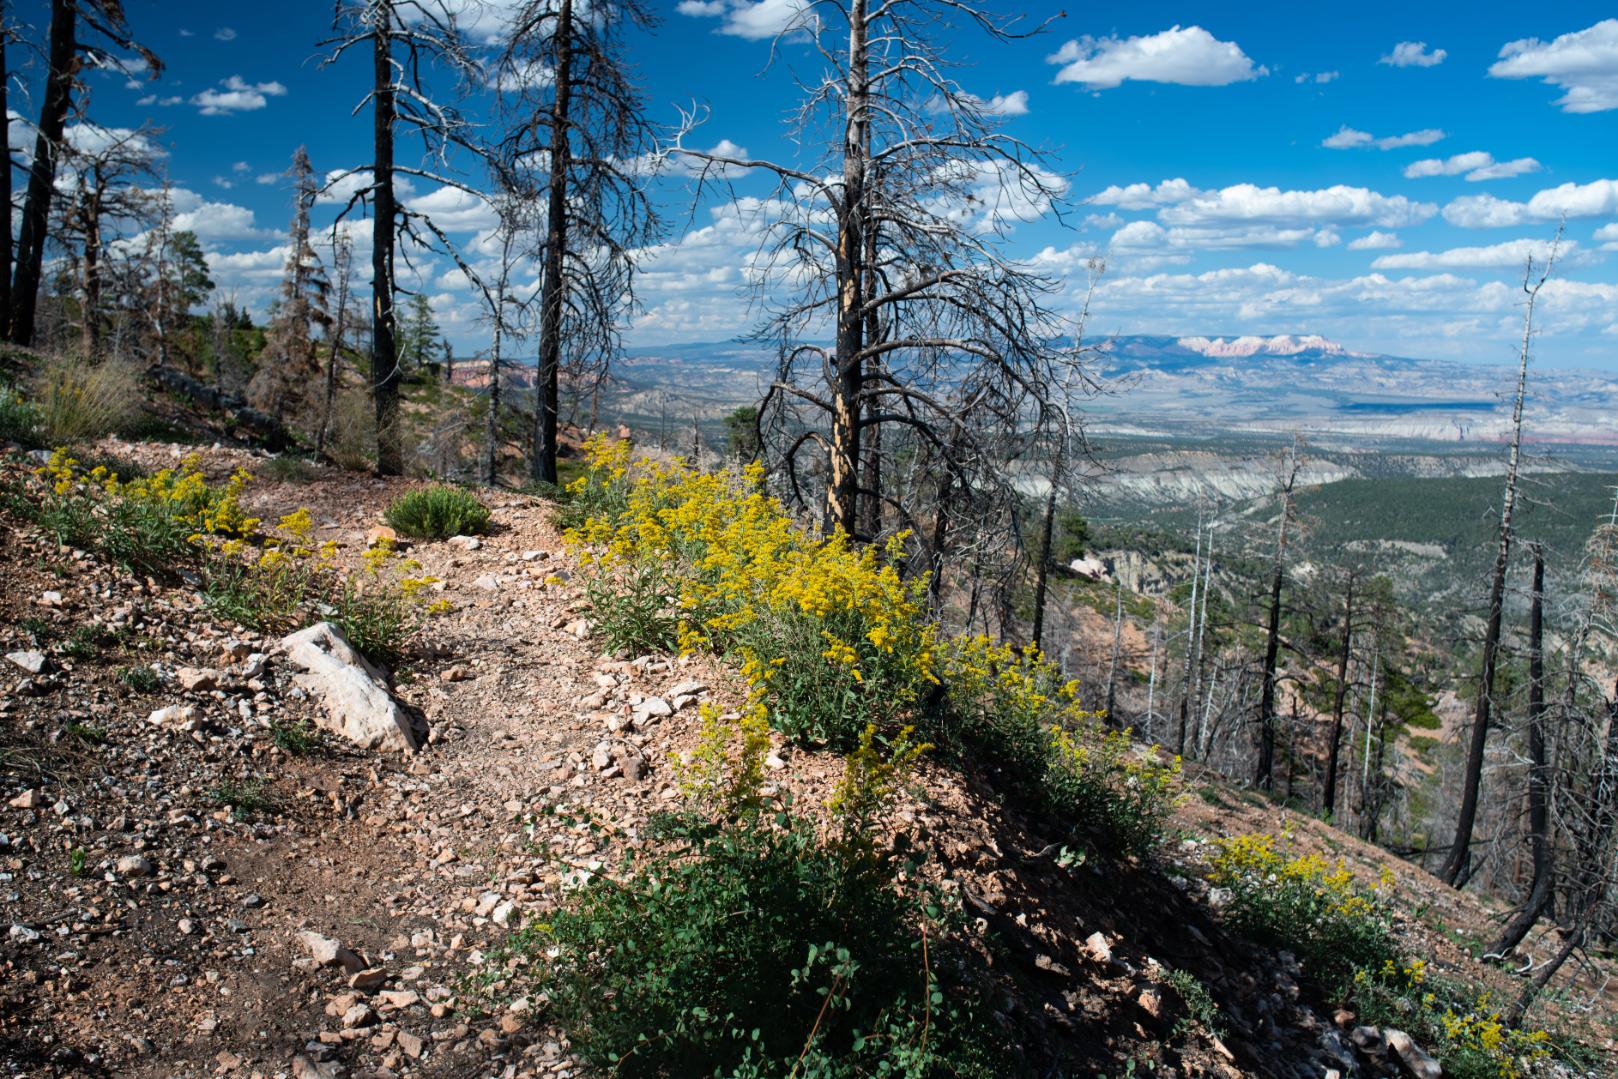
[1,439,1613,1079]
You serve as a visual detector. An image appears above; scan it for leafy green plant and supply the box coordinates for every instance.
[211,778,274,821]
[269,717,320,755]
[1163,968,1222,1039]
[383,485,491,540]
[64,721,108,745]
[116,665,161,692]
[62,625,102,660]
[259,455,320,484]
[497,718,997,1079]
[1208,831,1397,994]
[0,383,41,446]
[68,847,87,878]
[581,556,680,656]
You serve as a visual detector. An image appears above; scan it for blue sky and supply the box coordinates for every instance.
[13,1,1618,368]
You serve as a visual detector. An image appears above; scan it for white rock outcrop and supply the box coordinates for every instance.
[275,623,425,753]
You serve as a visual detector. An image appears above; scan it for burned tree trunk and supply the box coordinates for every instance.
[1440,242,1558,886]
[10,0,76,345]
[530,0,575,486]
[370,6,402,475]
[1256,439,1302,790]
[1493,546,1554,954]
[1323,571,1357,818]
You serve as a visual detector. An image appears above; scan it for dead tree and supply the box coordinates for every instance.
[9,0,158,345]
[251,147,331,420]
[498,0,659,485]
[322,0,489,475]
[1256,436,1303,790]
[1,1,13,325]
[316,232,355,459]
[1440,232,1561,886]
[673,0,1070,546]
[1492,544,1554,953]
[1323,567,1362,818]
[52,123,161,356]
[480,191,528,486]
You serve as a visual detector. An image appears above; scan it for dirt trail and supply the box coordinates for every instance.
[3,442,1614,1079]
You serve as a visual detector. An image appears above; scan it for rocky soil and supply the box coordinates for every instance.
[2,440,1614,1079]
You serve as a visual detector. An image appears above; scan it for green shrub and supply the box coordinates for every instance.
[269,717,320,755]
[116,665,161,692]
[259,455,321,484]
[582,556,680,656]
[498,720,997,1079]
[30,355,142,445]
[384,484,491,540]
[1207,831,1398,994]
[0,383,41,445]
[211,778,274,821]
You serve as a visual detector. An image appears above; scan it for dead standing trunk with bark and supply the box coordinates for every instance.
[1493,546,1555,954]
[530,0,575,486]
[370,8,402,475]
[1255,439,1301,790]
[10,0,77,346]
[1440,239,1558,886]
[1323,571,1357,817]
[826,0,869,538]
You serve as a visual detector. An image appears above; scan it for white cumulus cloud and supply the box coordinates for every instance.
[679,0,815,41]
[1371,238,1576,270]
[1348,231,1402,250]
[1489,19,1618,113]
[1444,178,1618,226]
[1380,41,1446,67]
[1048,25,1266,90]
[1404,151,1541,182]
[1322,125,1444,150]
[192,75,287,116]
[1088,178,1201,210]
[1158,183,1437,229]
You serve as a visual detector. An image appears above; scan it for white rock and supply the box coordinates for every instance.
[274,623,425,753]
[148,704,200,730]
[39,590,63,607]
[491,901,517,927]
[520,550,547,561]
[473,573,501,591]
[5,651,47,675]
[447,534,482,550]
[634,697,673,719]
[1386,1029,1442,1079]
[667,679,707,698]
[116,854,155,878]
[9,924,41,943]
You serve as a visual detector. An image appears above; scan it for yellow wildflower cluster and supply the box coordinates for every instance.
[565,435,936,747]
[564,436,1180,847]
[678,696,774,819]
[26,451,446,660]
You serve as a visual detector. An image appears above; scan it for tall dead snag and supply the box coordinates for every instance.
[53,124,161,356]
[1439,233,1561,886]
[9,0,158,345]
[1322,567,1360,818]
[1493,543,1553,954]
[1,1,12,326]
[675,0,1070,546]
[251,147,330,419]
[499,0,659,485]
[317,232,354,459]
[1255,435,1302,790]
[480,191,528,486]
[323,0,487,475]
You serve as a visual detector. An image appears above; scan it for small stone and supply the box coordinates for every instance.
[341,1003,377,1029]
[9,924,41,943]
[1386,1029,1442,1079]
[348,967,388,992]
[447,535,481,550]
[634,697,672,718]
[8,789,40,809]
[39,590,63,607]
[1083,931,1113,965]
[241,893,265,909]
[440,665,470,683]
[148,704,200,730]
[116,854,155,878]
[491,901,517,927]
[179,918,197,936]
[473,573,501,591]
[5,651,47,675]
[667,679,706,698]
[177,666,220,692]
[1136,988,1162,1020]
[396,1031,424,1059]
[520,550,546,561]
[366,526,399,548]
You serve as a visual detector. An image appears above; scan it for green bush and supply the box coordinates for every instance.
[582,556,680,656]
[383,484,491,540]
[0,383,41,446]
[498,721,998,1079]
